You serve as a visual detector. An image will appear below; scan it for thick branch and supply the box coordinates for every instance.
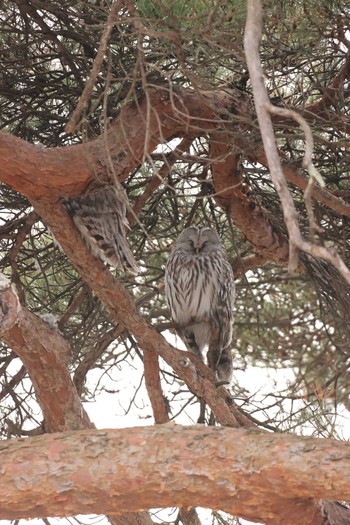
[5,85,348,273]
[0,277,153,525]
[0,89,241,200]
[210,134,289,264]
[0,274,90,432]
[1,425,350,525]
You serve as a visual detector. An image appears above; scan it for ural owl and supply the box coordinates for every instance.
[165,226,235,382]
[63,186,138,274]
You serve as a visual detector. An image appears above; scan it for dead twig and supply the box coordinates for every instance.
[244,0,350,285]
[65,0,125,133]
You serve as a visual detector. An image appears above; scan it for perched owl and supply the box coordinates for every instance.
[165,226,235,382]
[63,186,139,274]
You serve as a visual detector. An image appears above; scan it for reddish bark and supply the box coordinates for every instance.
[31,200,253,430]
[0,89,244,200]
[143,350,169,424]
[210,134,290,264]
[0,276,153,525]
[0,93,292,267]
[0,275,90,432]
[1,86,348,268]
[0,85,296,272]
[1,425,350,525]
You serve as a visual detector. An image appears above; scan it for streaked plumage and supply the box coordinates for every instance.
[165,226,235,382]
[63,186,139,274]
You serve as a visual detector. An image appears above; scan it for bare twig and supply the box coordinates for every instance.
[244,0,350,284]
[266,105,315,170]
[65,0,125,133]
[304,177,324,241]
[266,105,325,238]
[130,136,195,222]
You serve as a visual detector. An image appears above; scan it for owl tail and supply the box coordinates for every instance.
[63,186,139,274]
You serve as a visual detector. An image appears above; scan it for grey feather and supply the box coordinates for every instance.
[165,226,235,382]
[63,186,139,274]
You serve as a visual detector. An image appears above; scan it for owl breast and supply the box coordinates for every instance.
[166,251,220,326]
[165,226,235,383]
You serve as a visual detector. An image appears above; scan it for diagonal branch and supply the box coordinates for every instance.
[0,89,243,200]
[0,273,90,433]
[234,137,350,219]
[130,135,195,222]
[32,199,252,429]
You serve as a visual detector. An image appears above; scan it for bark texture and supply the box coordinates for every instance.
[0,277,152,525]
[0,86,292,265]
[1,425,350,525]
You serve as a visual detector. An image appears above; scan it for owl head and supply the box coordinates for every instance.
[175,226,223,255]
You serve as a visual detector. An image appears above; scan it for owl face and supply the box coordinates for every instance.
[175,227,222,255]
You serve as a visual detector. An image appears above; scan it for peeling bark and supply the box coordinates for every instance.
[31,200,252,430]
[0,275,90,432]
[0,89,244,201]
[1,85,348,267]
[0,425,350,525]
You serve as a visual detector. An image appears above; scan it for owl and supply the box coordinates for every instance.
[63,185,139,274]
[165,226,235,383]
